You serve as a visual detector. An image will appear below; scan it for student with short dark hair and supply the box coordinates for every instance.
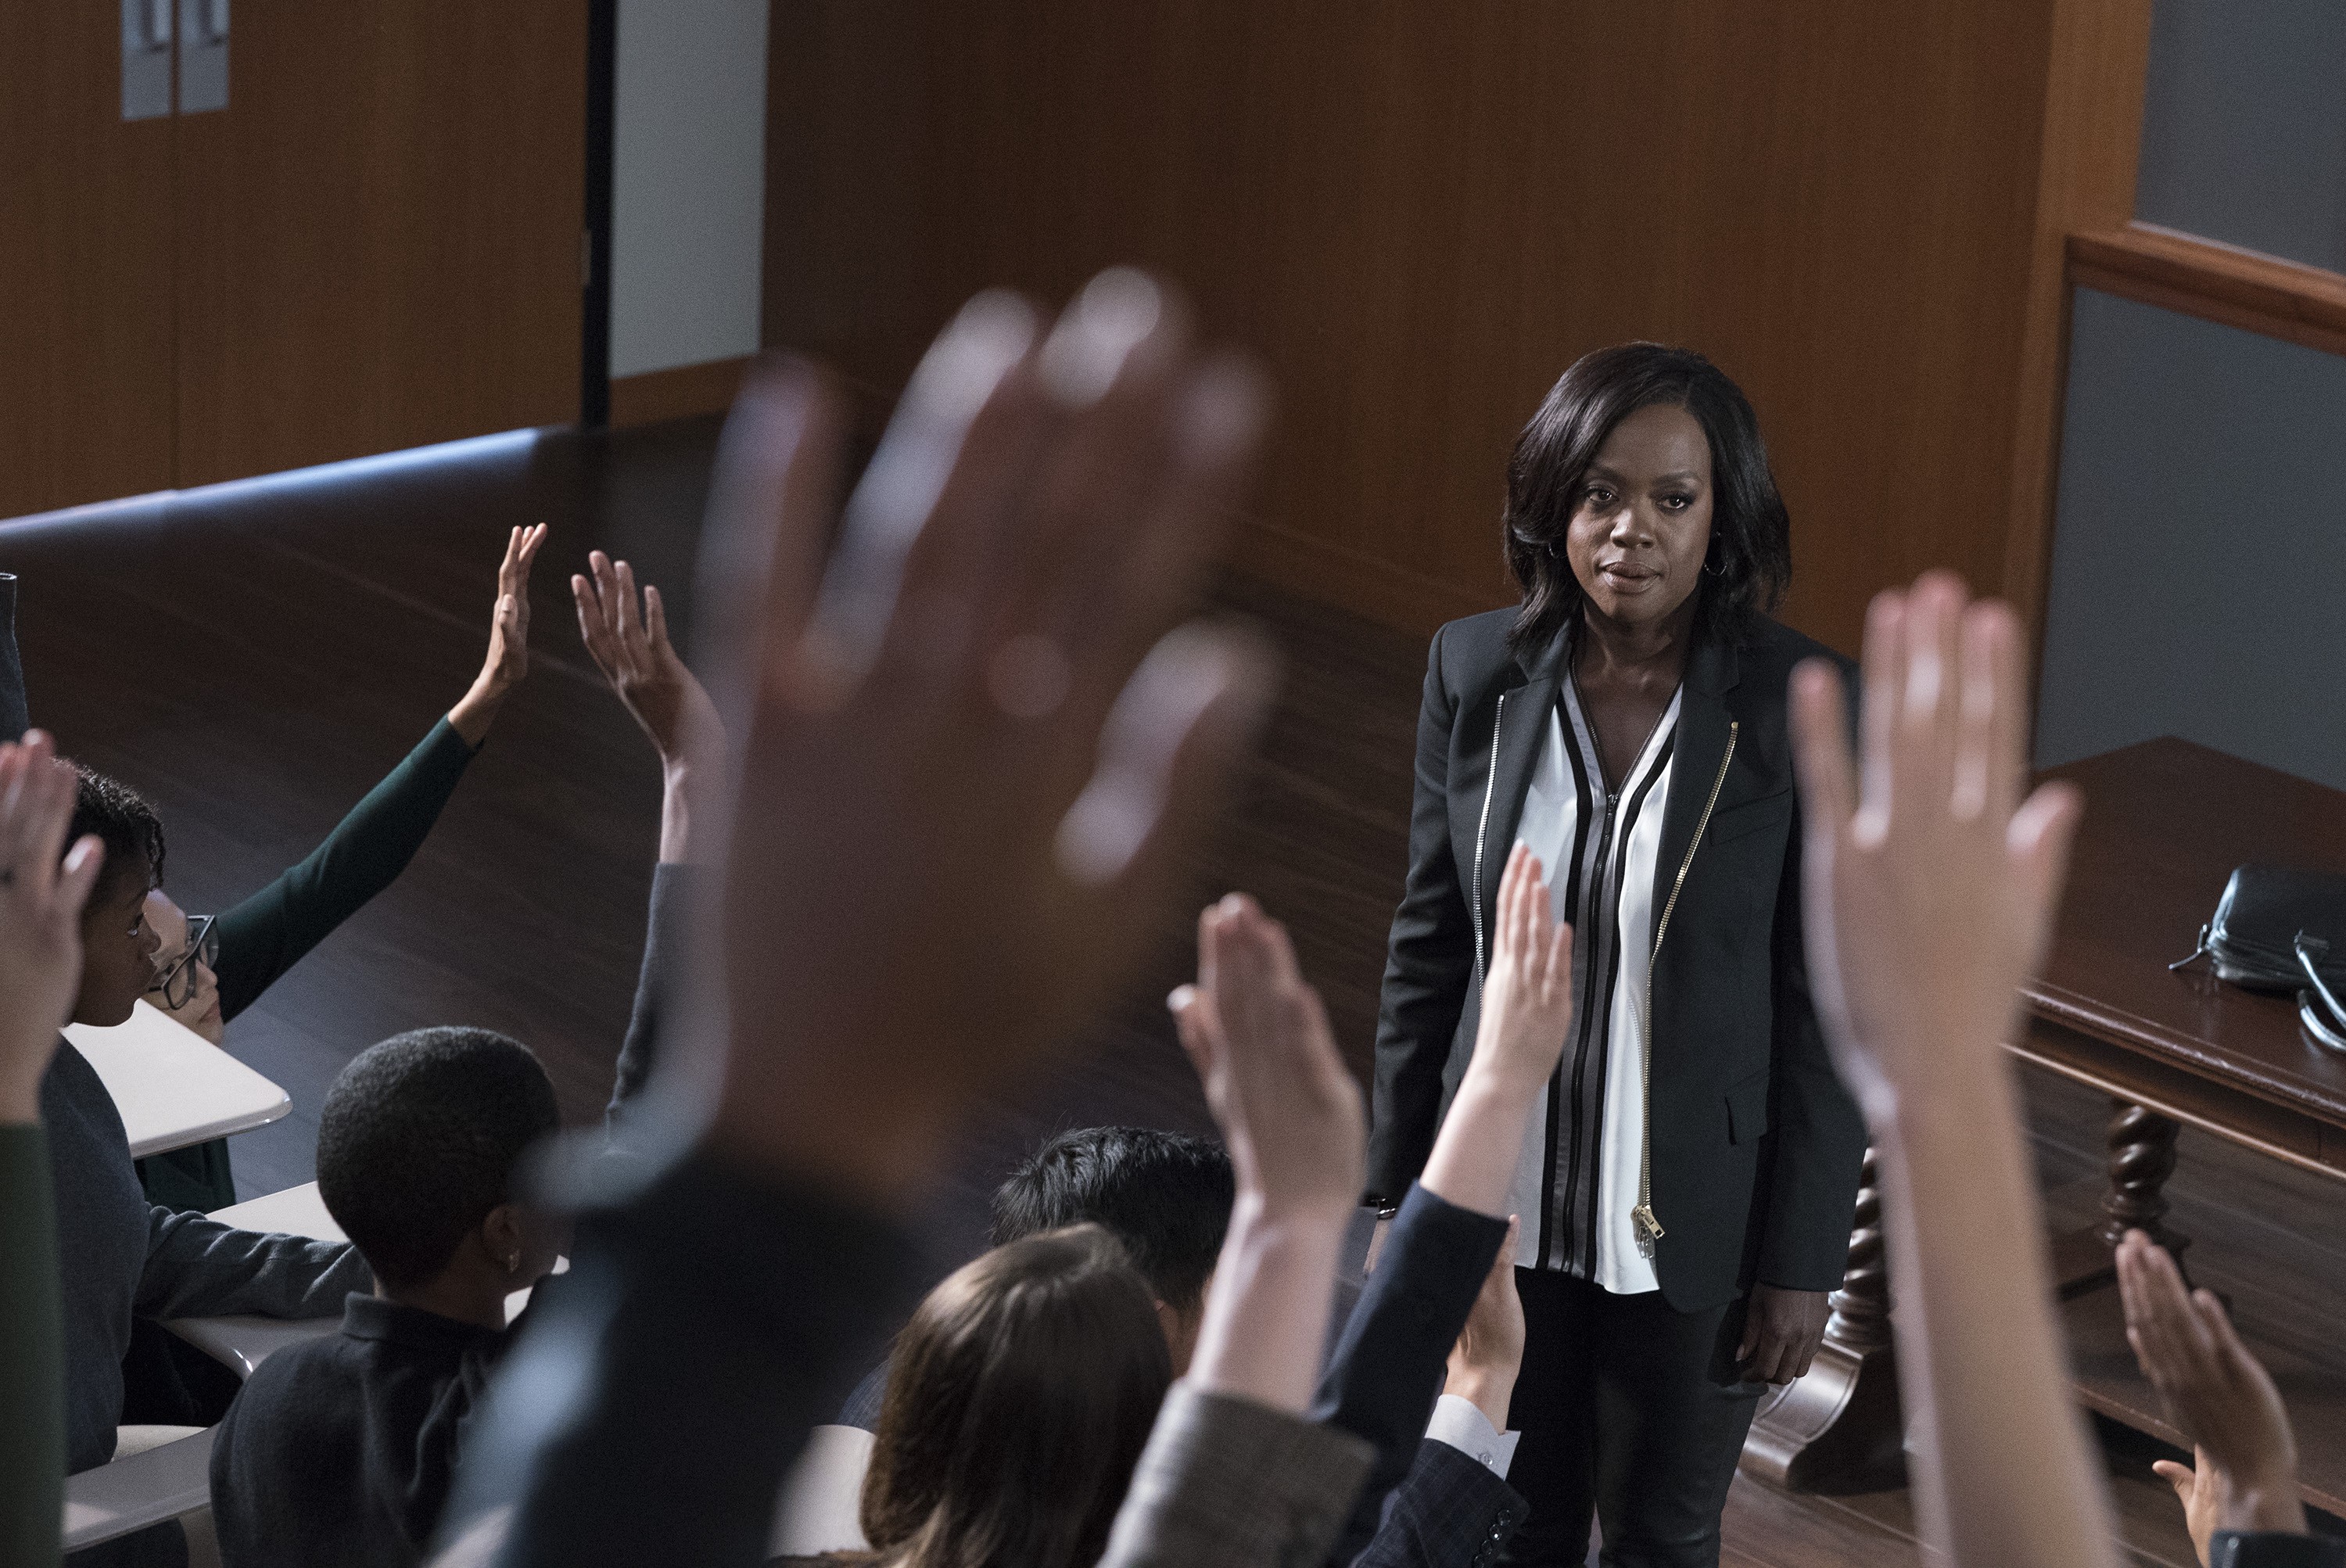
[858,1223,1171,1568]
[208,1028,565,1568]
[837,1127,1236,1431]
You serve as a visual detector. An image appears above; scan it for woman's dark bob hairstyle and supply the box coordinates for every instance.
[1503,343,1791,658]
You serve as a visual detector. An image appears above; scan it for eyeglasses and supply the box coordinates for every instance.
[150,915,220,1012]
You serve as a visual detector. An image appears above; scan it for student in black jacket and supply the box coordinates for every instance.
[208,1028,565,1567]
[1365,346,1868,1566]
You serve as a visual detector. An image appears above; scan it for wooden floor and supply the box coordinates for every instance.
[9,413,2340,1567]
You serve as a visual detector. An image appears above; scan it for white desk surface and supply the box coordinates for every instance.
[64,999,290,1157]
[61,1427,215,1552]
[167,1182,553,1379]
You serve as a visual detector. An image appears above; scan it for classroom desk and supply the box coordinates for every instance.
[1749,738,2346,1509]
[64,999,290,1157]
[167,1182,551,1378]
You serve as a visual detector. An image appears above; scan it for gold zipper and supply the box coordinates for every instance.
[1632,719,1738,1256]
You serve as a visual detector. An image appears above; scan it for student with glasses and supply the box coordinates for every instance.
[134,524,547,1215]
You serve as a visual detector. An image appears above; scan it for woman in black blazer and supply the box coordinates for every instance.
[1366,345,1868,1566]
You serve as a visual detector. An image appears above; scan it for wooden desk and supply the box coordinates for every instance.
[1749,738,2346,1511]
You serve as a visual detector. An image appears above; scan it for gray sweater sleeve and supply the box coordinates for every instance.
[135,1206,371,1321]
[1101,1383,1374,1568]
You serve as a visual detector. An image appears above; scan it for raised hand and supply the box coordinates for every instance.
[572,552,721,771]
[1409,843,1573,1224]
[0,731,106,1121]
[1170,893,1365,1414]
[669,271,1274,1204]
[1172,895,1367,1221]
[2118,1231,2305,1555]
[1785,571,2082,1120]
[1474,843,1574,1093]
[449,523,548,745]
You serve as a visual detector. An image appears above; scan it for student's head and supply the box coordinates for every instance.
[144,890,224,1043]
[67,767,165,1027]
[1503,343,1791,658]
[863,1224,1171,1568]
[990,1126,1233,1373]
[316,1028,563,1321]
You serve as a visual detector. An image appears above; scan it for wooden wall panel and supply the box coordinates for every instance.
[0,6,177,520]
[174,2,587,490]
[765,1,2079,652]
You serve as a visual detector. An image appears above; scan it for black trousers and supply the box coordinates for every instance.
[1499,1268,1763,1567]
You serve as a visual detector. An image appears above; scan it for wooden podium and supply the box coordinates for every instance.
[1746,738,2346,1508]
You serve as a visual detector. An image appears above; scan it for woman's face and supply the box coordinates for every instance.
[145,890,224,1043]
[1563,402,1715,635]
[75,871,160,1028]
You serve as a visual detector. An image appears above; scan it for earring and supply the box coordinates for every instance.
[505,1250,522,1273]
[1703,549,1726,577]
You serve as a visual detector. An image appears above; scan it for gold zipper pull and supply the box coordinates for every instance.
[1632,1204,1665,1254]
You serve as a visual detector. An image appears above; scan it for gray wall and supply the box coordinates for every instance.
[2136,0,2346,271]
[2035,288,2346,789]
[610,0,769,379]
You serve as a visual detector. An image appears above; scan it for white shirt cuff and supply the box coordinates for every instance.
[1424,1392,1520,1478]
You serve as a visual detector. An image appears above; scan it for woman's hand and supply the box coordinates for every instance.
[1471,842,1574,1096]
[572,552,723,777]
[2118,1230,2305,1550]
[448,523,548,746]
[1737,1282,1830,1385]
[0,731,106,1122]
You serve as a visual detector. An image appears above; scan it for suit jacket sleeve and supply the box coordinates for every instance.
[1754,780,1869,1290]
[1350,1441,1525,1568]
[1367,626,1474,1205]
[135,1207,371,1320]
[606,863,692,1123]
[1311,1184,1509,1564]
[1100,1383,1373,1568]
[2211,1533,2346,1568]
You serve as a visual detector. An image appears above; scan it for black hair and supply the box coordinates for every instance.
[316,1027,559,1288]
[1502,343,1792,659]
[69,766,165,899]
[989,1127,1234,1313]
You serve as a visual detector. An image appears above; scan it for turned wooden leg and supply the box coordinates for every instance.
[2054,1098,2189,1294]
[1743,1148,1905,1491]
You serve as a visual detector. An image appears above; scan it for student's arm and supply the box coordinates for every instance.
[135,1207,372,1321]
[210,526,543,1021]
[1120,893,1372,1568]
[0,733,102,1568]
[572,554,723,1118]
[452,278,1273,1568]
[2117,1232,2308,1566]
[1310,842,1569,1559]
[1787,574,2114,1568]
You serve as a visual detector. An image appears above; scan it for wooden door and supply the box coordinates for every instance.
[173,2,587,489]
[0,5,178,520]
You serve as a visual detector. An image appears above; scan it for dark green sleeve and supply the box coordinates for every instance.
[0,1124,63,1568]
[211,718,479,1023]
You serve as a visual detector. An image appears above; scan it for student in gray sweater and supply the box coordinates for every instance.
[45,767,371,1485]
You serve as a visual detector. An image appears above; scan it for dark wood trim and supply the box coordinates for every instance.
[608,356,754,429]
[580,0,617,428]
[2068,221,2346,361]
[2000,0,2154,659]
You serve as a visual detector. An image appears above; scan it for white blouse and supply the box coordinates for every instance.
[1501,677,1681,1295]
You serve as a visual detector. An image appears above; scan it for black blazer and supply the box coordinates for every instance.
[1365,608,1867,1312]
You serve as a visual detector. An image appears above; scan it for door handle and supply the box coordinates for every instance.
[178,0,229,114]
[120,0,174,120]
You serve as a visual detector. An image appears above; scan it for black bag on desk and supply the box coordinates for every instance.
[2176,864,2346,992]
